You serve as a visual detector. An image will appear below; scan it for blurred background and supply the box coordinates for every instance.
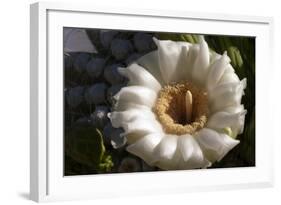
[63,28,255,175]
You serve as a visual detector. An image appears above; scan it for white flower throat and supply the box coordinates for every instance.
[153,82,209,135]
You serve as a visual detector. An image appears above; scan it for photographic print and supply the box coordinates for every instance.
[63,28,255,176]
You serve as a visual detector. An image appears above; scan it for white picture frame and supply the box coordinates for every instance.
[30,2,274,202]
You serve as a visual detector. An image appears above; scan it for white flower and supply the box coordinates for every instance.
[108,36,247,170]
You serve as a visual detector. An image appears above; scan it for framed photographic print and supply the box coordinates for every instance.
[30,2,274,202]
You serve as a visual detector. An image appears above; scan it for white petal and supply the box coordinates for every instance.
[155,150,182,170]
[207,52,230,90]
[219,72,240,85]
[196,128,240,162]
[218,65,240,85]
[114,86,157,110]
[118,63,161,92]
[209,51,221,64]
[178,135,211,169]
[152,135,179,170]
[126,133,163,165]
[119,116,164,144]
[222,105,245,114]
[172,46,191,82]
[113,102,152,112]
[121,117,163,135]
[191,36,210,88]
[153,135,178,160]
[207,110,247,134]
[108,107,156,128]
[184,44,200,81]
[209,79,247,112]
[153,38,191,84]
[210,80,245,101]
[137,51,164,85]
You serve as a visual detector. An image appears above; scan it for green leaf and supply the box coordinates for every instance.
[65,126,105,169]
[98,153,114,173]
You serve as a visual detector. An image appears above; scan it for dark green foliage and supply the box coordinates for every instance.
[65,126,113,174]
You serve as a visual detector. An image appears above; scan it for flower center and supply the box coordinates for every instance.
[153,82,209,135]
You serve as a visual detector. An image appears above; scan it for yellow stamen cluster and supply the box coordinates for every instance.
[153,82,209,135]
